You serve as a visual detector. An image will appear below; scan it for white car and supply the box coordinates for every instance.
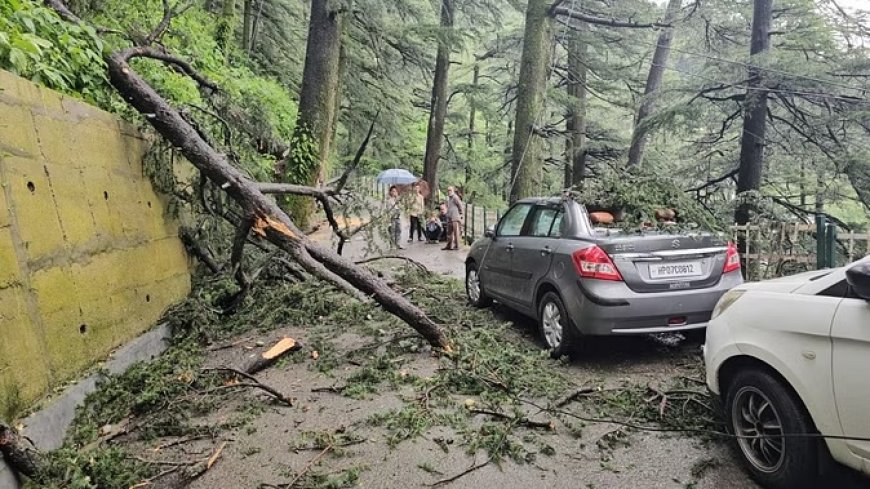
[704,257,870,489]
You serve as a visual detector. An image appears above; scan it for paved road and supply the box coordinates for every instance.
[311,217,469,278]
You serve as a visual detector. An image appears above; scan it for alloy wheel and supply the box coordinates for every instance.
[467,269,481,303]
[541,301,563,349]
[732,386,786,473]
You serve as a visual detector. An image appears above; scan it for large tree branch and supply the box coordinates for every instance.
[326,114,376,193]
[108,45,448,350]
[551,6,670,28]
[684,168,739,193]
[116,46,218,91]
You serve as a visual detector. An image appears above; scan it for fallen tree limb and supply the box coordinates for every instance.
[237,337,301,374]
[554,386,598,408]
[0,422,42,478]
[179,227,222,273]
[287,444,333,487]
[468,408,555,431]
[0,423,41,480]
[202,367,293,406]
[43,0,450,351]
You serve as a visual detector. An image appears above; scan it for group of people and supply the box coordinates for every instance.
[385,182,464,251]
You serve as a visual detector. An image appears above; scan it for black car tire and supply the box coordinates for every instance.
[538,292,579,359]
[465,262,492,308]
[724,368,820,489]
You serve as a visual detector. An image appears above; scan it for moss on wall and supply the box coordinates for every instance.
[0,70,191,420]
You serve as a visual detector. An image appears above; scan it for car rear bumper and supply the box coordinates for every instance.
[564,271,742,336]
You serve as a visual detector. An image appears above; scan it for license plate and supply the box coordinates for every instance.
[649,261,703,280]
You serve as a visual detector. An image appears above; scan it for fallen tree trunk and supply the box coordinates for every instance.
[42,0,449,351]
[110,50,447,348]
[0,423,41,480]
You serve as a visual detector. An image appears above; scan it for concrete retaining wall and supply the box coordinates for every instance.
[0,69,191,420]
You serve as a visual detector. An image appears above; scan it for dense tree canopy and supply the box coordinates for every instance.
[1,0,868,226]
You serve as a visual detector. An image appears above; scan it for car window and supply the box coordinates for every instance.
[497,203,533,237]
[527,207,559,237]
[818,280,850,298]
[549,212,564,237]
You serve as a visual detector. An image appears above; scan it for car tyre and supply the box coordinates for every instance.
[724,369,819,489]
[538,291,579,359]
[465,262,492,308]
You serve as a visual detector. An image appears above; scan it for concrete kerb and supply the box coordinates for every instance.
[0,323,172,489]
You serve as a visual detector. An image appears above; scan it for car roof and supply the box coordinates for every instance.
[515,196,564,206]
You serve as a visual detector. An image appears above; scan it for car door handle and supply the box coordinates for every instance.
[541,246,552,256]
[505,243,514,252]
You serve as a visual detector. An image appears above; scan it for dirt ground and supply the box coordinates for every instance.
[130,228,864,489]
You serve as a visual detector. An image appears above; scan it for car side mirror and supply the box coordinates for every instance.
[484,225,495,238]
[846,262,870,301]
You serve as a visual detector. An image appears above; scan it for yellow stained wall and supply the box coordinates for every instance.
[0,70,191,417]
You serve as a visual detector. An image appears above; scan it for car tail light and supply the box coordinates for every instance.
[723,241,741,273]
[572,246,623,281]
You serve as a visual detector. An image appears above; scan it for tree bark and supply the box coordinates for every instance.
[423,0,454,207]
[0,423,41,480]
[465,63,478,188]
[97,46,448,349]
[285,0,343,228]
[626,0,681,168]
[734,0,772,225]
[565,30,587,188]
[510,0,553,203]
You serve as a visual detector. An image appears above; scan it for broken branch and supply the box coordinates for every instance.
[202,367,293,406]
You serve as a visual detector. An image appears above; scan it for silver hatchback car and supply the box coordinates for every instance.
[465,196,744,356]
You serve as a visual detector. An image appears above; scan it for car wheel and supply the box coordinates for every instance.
[538,291,579,359]
[724,369,819,489]
[466,262,492,308]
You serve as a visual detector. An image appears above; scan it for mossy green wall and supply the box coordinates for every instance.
[0,70,191,417]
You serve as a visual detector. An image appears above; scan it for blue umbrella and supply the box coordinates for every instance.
[377,168,418,185]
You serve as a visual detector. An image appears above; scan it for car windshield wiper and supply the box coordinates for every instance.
[809,271,833,281]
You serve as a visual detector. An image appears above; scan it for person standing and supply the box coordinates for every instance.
[443,186,463,250]
[438,202,449,242]
[408,182,425,243]
[385,185,404,250]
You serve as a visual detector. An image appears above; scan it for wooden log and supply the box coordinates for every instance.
[0,423,41,480]
[238,337,301,374]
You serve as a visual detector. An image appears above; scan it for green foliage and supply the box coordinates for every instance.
[578,164,723,232]
[33,446,150,489]
[0,0,109,104]
[281,122,320,228]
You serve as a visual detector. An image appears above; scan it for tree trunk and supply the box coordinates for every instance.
[510,0,553,203]
[242,0,252,52]
[626,0,681,168]
[0,423,41,480]
[423,0,454,207]
[216,0,236,59]
[249,0,263,53]
[285,0,343,228]
[734,0,772,225]
[565,31,587,188]
[465,63,478,188]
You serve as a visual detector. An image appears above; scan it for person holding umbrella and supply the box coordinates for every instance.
[443,186,463,250]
